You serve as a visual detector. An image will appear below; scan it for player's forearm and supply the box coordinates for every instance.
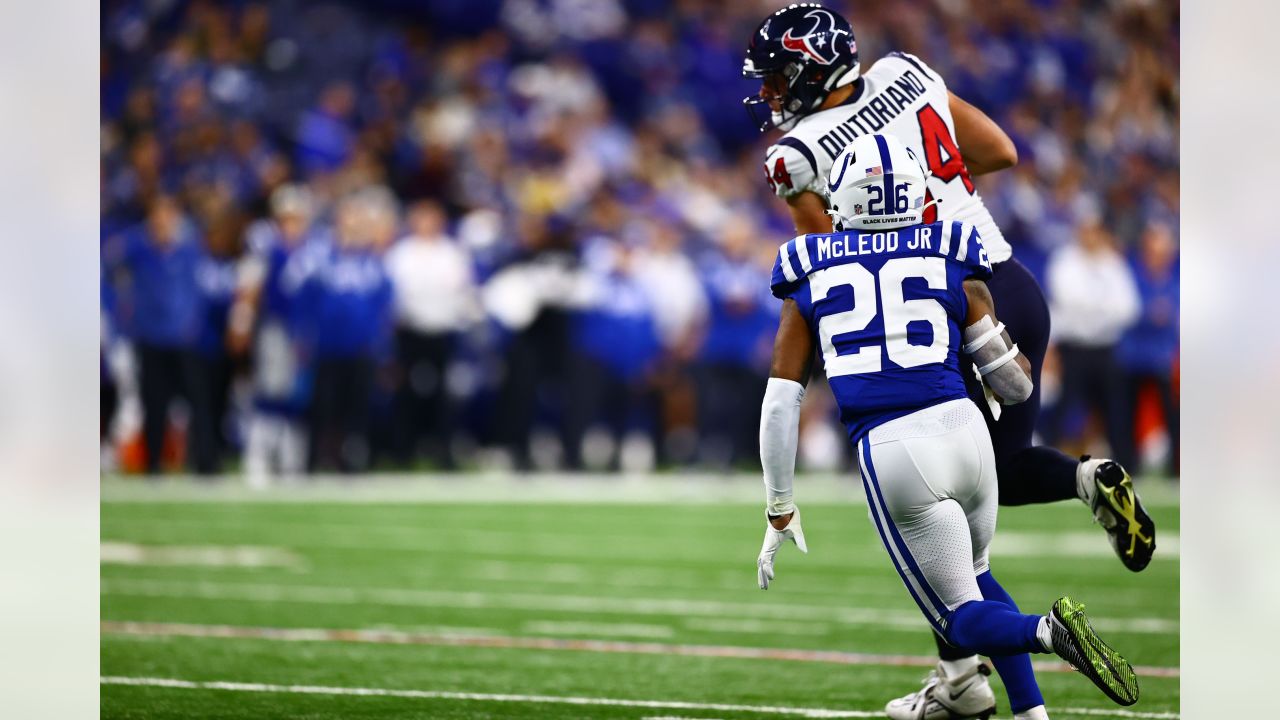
[949,92,1017,176]
[785,192,833,234]
[964,136,1017,175]
[760,377,806,515]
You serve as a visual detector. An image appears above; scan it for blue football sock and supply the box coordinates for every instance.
[969,570,1046,714]
[946,598,1042,656]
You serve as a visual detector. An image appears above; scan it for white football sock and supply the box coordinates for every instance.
[1036,616,1053,653]
[1076,458,1104,505]
[1014,705,1050,720]
[940,655,981,680]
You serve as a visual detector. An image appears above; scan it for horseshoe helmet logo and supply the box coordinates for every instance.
[780,9,847,65]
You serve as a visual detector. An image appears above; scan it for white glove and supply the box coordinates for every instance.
[757,506,808,590]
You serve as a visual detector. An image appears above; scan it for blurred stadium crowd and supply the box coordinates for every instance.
[100,0,1178,481]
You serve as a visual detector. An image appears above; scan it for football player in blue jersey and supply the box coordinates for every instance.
[755,134,1141,719]
[742,6,1155,718]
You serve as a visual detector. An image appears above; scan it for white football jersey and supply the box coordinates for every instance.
[762,52,1012,263]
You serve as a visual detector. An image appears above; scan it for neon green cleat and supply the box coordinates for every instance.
[1048,596,1140,706]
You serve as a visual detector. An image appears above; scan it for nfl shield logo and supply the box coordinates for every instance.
[853,203,864,214]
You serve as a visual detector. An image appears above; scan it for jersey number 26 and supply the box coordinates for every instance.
[809,257,949,377]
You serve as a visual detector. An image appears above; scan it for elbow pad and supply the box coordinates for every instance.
[760,377,806,515]
[963,316,1033,404]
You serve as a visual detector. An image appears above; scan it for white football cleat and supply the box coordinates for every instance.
[885,661,997,720]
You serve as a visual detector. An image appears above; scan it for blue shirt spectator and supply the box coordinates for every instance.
[573,253,661,383]
[698,247,773,369]
[293,243,395,360]
[194,253,240,357]
[107,197,204,349]
[295,83,358,177]
[1117,222,1179,375]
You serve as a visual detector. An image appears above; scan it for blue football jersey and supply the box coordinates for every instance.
[771,220,993,442]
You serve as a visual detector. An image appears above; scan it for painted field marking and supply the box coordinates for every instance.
[101,542,304,569]
[522,620,676,639]
[100,621,1180,678]
[99,675,1180,719]
[101,578,1179,635]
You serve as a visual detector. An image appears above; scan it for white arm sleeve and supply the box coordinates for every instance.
[760,377,806,516]
[963,315,1033,404]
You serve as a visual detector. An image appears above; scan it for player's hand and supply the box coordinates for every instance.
[757,506,808,590]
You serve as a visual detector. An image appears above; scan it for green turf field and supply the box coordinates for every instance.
[101,477,1179,719]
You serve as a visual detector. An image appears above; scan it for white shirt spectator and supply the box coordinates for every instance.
[631,221,707,352]
[1046,227,1140,347]
[386,232,478,335]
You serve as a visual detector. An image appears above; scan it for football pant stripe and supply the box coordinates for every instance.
[857,439,948,633]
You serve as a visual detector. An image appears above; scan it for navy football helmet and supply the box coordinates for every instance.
[742,3,860,132]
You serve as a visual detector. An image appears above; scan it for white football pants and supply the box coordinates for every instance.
[856,398,997,634]
[244,413,308,489]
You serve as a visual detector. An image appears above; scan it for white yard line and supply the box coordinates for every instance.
[100,621,1180,678]
[522,620,676,639]
[101,578,1180,636]
[992,532,1180,559]
[101,542,304,569]
[99,675,1180,719]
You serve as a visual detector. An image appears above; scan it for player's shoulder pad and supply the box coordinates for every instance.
[770,234,819,298]
[937,220,992,279]
[763,136,824,198]
[881,51,946,89]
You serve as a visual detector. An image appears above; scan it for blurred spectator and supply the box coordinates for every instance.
[632,218,707,464]
[100,0,1179,476]
[565,239,661,471]
[386,200,478,468]
[1116,221,1180,475]
[189,210,245,474]
[296,82,358,178]
[235,185,318,485]
[695,217,775,469]
[104,196,204,474]
[298,190,396,473]
[1044,215,1140,458]
[484,215,580,470]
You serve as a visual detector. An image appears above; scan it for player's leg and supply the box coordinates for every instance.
[981,258,1156,570]
[968,258,1078,505]
[962,415,1046,717]
[872,404,1141,711]
[861,405,1036,720]
[243,412,275,489]
[137,344,176,475]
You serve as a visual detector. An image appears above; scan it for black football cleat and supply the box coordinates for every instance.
[1086,458,1156,572]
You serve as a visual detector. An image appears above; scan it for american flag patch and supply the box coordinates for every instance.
[865,166,883,176]
[913,196,924,208]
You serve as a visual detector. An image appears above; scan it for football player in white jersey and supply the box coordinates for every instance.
[742,5,1157,719]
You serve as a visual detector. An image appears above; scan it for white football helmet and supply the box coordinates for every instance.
[826,133,931,231]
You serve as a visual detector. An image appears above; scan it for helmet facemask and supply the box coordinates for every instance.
[742,63,809,132]
[741,4,861,133]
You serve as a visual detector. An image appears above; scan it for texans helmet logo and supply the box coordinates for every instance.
[780,9,846,65]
